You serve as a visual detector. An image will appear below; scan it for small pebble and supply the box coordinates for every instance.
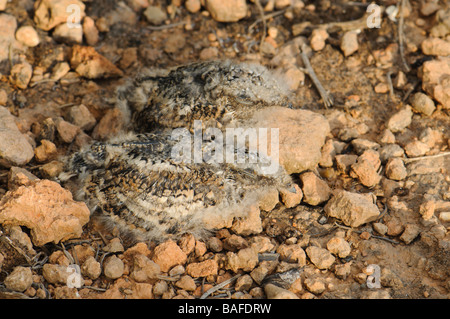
[9,61,33,89]
[340,30,359,57]
[185,0,201,13]
[103,255,124,279]
[409,92,436,116]
[144,6,167,25]
[15,26,40,47]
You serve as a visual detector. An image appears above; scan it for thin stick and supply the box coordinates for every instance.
[200,274,241,299]
[299,43,334,108]
[248,9,287,32]
[145,21,187,31]
[254,0,267,55]
[402,151,450,163]
[398,0,410,72]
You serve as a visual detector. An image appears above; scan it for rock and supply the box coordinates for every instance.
[404,140,430,157]
[178,233,195,255]
[276,244,306,265]
[258,187,279,212]
[194,240,207,256]
[324,189,380,227]
[279,184,303,208]
[409,92,436,116]
[387,105,413,132]
[169,265,185,277]
[385,218,404,236]
[419,128,444,148]
[0,13,18,62]
[175,275,196,291]
[244,107,330,174]
[334,262,351,279]
[439,212,450,223]
[340,30,359,57]
[235,274,253,291]
[0,107,34,167]
[206,0,247,22]
[305,246,335,270]
[400,224,420,244]
[379,129,396,144]
[15,26,40,47]
[304,278,326,295]
[385,157,407,180]
[225,248,259,272]
[8,166,38,190]
[103,238,124,253]
[53,22,83,44]
[335,154,358,174]
[40,160,64,178]
[0,253,4,271]
[91,108,125,140]
[207,237,223,252]
[34,139,57,163]
[49,250,70,266]
[50,62,71,81]
[4,266,33,292]
[319,139,335,167]
[231,204,263,236]
[5,225,36,256]
[81,256,101,280]
[69,104,96,131]
[420,57,450,109]
[103,255,124,279]
[82,16,99,46]
[199,47,219,60]
[420,1,441,16]
[70,45,123,79]
[185,0,201,13]
[0,89,7,105]
[351,138,380,155]
[0,0,6,10]
[264,283,299,299]
[0,179,90,246]
[42,264,71,285]
[9,61,33,89]
[299,172,331,206]
[223,234,248,251]
[186,260,218,278]
[373,222,388,235]
[326,237,351,258]
[310,28,328,51]
[153,280,168,296]
[34,0,86,31]
[421,37,450,57]
[152,240,187,272]
[379,144,405,162]
[283,67,305,90]
[350,149,382,187]
[130,254,161,281]
[55,117,80,143]
[143,6,167,25]
[250,260,278,285]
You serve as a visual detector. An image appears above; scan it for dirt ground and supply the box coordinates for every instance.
[0,0,449,299]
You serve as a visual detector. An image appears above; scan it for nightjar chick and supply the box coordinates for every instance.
[65,131,294,243]
[116,60,292,131]
[63,60,295,243]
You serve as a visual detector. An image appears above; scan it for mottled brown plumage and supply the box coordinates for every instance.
[65,60,294,243]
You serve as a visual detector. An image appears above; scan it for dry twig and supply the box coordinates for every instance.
[298,43,334,108]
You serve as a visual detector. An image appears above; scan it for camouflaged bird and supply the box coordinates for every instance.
[66,131,293,243]
[116,60,291,131]
[64,60,294,243]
